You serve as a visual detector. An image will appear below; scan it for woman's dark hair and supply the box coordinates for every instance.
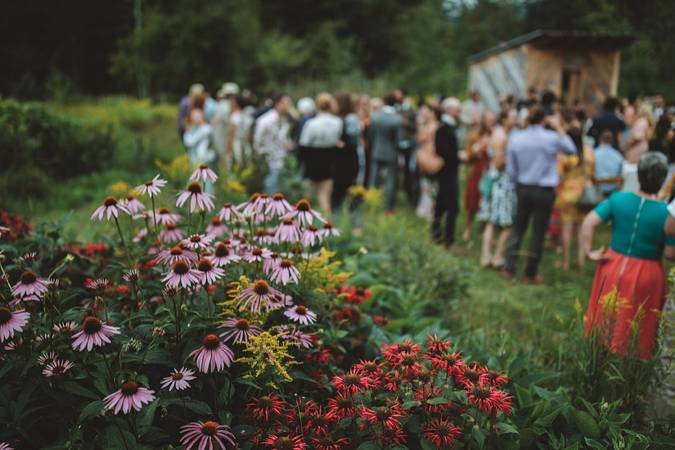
[603,97,619,112]
[637,152,668,194]
[567,126,584,163]
[335,92,353,117]
[432,106,443,121]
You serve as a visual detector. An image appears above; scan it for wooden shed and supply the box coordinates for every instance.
[467,30,633,115]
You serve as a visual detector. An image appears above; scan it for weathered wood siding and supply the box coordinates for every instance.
[468,46,527,111]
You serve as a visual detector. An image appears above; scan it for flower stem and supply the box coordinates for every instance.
[114,216,133,267]
[150,196,159,234]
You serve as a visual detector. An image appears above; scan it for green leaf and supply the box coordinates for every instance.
[402,400,421,409]
[420,439,438,450]
[78,400,104,422]
[357,441,380,450]
[534,408,561,428]
[496,422,519,435]
[182,399,212,416]
[427,397,450,405]
[138,399,159,436]
[62,381,99,400]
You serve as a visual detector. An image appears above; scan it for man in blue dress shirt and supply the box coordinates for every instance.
[503,106,577,283]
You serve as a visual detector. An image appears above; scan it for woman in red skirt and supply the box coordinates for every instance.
[580,152,675,359]
[462,112,494,241]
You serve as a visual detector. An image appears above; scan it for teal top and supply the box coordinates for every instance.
[594,191,675,260]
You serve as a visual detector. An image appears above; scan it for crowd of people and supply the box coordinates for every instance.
[177,82,675,361]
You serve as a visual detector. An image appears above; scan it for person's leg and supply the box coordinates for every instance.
[504,187,531,275]
[368,161,380,189]
[445,178,459,246]
[493,226,511,267]
[263,166,280,194]
[480,223,495,267]
[576,223,586,269]
[317,179,333,214]
[524,189,555,278]
[384,162,397,212]
[560,221,573,271]
[433,182,448,243]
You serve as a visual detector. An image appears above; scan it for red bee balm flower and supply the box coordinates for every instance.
[246,394,285,422]
[332,369,372,396]
[466,385,513,415]
[423,418,462,449]
[262,434,306,450]
[359,402,405,431]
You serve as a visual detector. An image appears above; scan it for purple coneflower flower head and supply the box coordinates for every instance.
[133,227,148,243]
[176,182,215,212]
[301,225,323,247]
[180,421,237,450]
[11,271,48,299]
[156,245,198,266]
[0,441,14,450]
[42,359,74,378]
[158,222,184,243]
[190,163,218,183]
[154,207,182,225]
[9,293,40,307]
[270,259,300,285]
[37,351,59,366]
[218,202,240,222]
[253,227,276,245]
[243,247,272,263]
[36,333,54,343]
[122,195,145,215]
[206,216,229,238]
[183,234,212,251]
[190,334,234,373]
[196,258,225,285]
[103,380,156,415]
[160,367,196,391]
[284,199,325,226]
[236,280,282,314]
[0,308,29,343]
[239,193,268,217]
[320,221,340,238]
[84,278,110,291]
[277,325,313,349]
[266,193,293,218]
[219,318,262,344]
[275,218,302,243]
[91,196,130,221]
[136,174,167,198]
[163,259,200,289]
[268,292,294,311]
[122,270,140,283]
[53,321,78,334]
[209,242,241,267]
[284,305,317,325]
[71,316,120,351]
[263,252,282,275]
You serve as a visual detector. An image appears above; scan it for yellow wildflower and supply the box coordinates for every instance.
[237,332,298,389]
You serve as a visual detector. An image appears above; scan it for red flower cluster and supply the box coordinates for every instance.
[63,242,109,258]
[336,285,373,305]
[0,210,31,241]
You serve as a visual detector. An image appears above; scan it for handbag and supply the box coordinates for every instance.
[479,172,494,198]
[577,182,604,209]
[416,124,444,175]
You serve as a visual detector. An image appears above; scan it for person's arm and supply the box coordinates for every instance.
[506,139,517,183]
[579,211,604,260]
[183,124,210,148]
[664,245,675,261]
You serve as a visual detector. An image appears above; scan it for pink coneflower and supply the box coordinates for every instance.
[190,334,234,373]
[183,234,212,251]
[11,271,47,299]
[320,221,340,238]
[9,294,40,306]
[209,242,241,267]
[243,247,272,263]
[122,269,140,283]
[136,174,167,198]
[91,196,130,221]
[239,193,268,217]
[71,316,120,351]
[53,321,78,334]
[265,193,293,218]
[219,318,262,344]
[277,326,313,348]
[191,163,218,183]
[270,259,300,285]
[159,223,184,243]
[36,333,54,343]
[122,195,145,214]
[156,245,198,266]
[0,442,13,450]
[283,199,325,226]
[301,225,322,247]
[176,182,215,212]
[275,218,302,243]
[218,202,240,222]
[103,380,155,415]
[42,359,74,378]
[37,351,58,366]
[154,207,182,225]
[133,228,148,243]
[254,227,276,245]
[84,278,110,291]
[180,421,237,450]
[284,305,316,325]
[263,252,282,275]
[0,308,29,343]
[262,434,306,450]
[160,367,196,391]
[206,216,228,238]
[236,280,283,314]
[163,259,200,289]
[196,258,224,285]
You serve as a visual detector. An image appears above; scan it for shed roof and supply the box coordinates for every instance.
[468,29,634,64]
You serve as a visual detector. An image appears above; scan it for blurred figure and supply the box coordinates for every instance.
[581,152,675,360]
[394,88,418,205]
[299,93,342,213]
[463,111,495,241]
[292,97,316,172]
[183,92,216,192]
[332,93,361,211]
[212,82,240,159]
[588,97,625,149]
[652,94,666,122]
[254,93,291,193]
[178,83,204,140]
[225,95,253,168]
[415,103,440,221]
[594,130,624,196]
[368,94,403,212]
[503,107,576,283]
[461,90,484,130]
[478,108,518,268]
[432,98,461,247]
[356,95,372,186]
[622,109,653,193]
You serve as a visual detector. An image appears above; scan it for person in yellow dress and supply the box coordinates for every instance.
[556,113,595,270]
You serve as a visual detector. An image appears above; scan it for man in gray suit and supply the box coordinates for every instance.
[368,94,403,211]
